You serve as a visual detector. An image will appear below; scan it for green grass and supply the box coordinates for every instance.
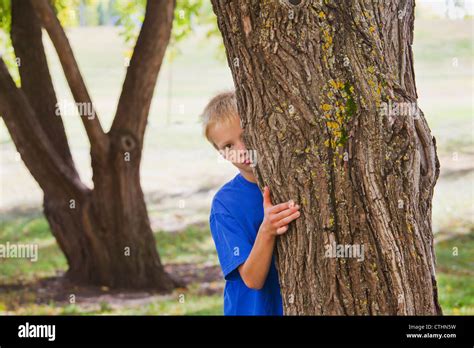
[156,227,218,265]
[435,234,474,315]
[1,214,51,243]
[437,274,474,315]
[0,214,218,284]
[1,211,473,315]
[413,19,473,64]
[436,233,474,274]
[0,212,223,315]
[0,214,67,284]
[4,294,223,316]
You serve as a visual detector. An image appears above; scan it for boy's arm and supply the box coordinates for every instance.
[238,187,301,290]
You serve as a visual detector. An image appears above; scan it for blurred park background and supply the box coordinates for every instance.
[0,0,473,315]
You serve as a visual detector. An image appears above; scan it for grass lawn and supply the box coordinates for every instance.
[0,212,472,315]
[0,212,224,315]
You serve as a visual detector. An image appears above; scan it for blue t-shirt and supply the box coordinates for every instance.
[209,172,283,316]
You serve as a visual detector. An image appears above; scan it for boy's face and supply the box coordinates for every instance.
[208,116,254,173]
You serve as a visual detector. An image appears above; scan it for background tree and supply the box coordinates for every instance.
[212,0,442,315]
[0,0,178,290]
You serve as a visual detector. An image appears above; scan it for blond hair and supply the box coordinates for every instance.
[200,91,239,148]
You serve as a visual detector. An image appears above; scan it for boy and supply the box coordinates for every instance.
[200,91,301,315]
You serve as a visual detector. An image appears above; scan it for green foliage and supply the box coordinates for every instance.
[0,0,10,32]
[97,1,106,25]
[0,0,18,84]
[112,0,223,62]
[112,0,145,45]
[172,0,224,61]
[0,0,80,81]
[0,0,223,71]
[173,0,203,43]
[51,0,81,26]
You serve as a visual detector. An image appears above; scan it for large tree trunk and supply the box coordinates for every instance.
[212,0,442,314]
[0,0,178,290]
[42,172,175,290]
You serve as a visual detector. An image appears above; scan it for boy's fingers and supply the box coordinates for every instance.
[272,205,300,222]
[263,186,272,208]
[275,210,301,228]
[276,225,289,235]
[270,200,297,214]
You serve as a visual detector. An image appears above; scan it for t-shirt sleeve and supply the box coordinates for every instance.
[209,212,253,281]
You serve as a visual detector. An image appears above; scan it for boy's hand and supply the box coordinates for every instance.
[260,186,301,236]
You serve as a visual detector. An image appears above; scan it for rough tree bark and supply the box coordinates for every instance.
[0,0,178,290]
[212,0,442,314]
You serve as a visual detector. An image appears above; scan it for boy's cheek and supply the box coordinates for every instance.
[230,160,246,170]
[221,153,241,165]
[221,155,239,167]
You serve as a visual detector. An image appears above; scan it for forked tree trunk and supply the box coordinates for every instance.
[0,0,178,290]
[212,0,442,314]
[42,160,175,289]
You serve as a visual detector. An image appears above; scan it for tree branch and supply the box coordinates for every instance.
[30,0,109,157]
[11,0,78,174]
[0,59,90,199]
[110,0,176,146]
